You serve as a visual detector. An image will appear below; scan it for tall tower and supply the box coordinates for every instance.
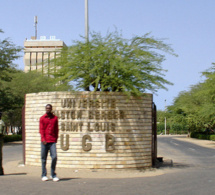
[24,36,66,73]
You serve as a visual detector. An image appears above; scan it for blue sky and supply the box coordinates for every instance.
[1,0,215,110]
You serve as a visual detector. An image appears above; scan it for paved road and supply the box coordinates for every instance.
[3,142,23,163]
[1,136,215,195]
[158,135,215,168]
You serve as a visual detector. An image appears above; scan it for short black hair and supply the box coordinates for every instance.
[46,104,52,109]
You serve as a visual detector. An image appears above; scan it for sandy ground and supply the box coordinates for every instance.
[3,136,215,179]
[4,160,166,179]
[173,135,215,149]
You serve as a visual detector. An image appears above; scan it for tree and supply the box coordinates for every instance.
[168,63,215,132]
[157,109,187,134]
[50,31,176,96]
[1,71,72,128]
[0,29,22,82]
[3,71,71,100]
[167,86,204,132]
[196,64,215,128]
[0,29,22,112]
[0,29,73,128]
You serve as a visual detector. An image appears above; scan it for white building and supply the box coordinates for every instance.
[24,36,66,73]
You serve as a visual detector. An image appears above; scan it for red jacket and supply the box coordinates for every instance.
[39,113,59,143]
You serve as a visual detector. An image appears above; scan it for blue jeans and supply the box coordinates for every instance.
[41,142,57,178]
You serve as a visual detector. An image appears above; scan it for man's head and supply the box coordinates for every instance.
[45,104,52,114]
[0,112,2,119]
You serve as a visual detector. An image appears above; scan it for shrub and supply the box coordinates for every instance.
[4,135,22,143]
[198,134,210,140]
[210,135,215,141]
[190,132,215,140]
[190,132,199,138]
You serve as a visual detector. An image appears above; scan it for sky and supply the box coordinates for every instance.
[1,0,215,110]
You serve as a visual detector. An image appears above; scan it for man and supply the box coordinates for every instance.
[40,104,59,182]
[0,112,5,175]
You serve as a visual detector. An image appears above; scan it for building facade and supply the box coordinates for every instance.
[24,36,66,73]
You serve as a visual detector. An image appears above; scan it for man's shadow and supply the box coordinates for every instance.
[58,177,79,181]
[2,173,27,176]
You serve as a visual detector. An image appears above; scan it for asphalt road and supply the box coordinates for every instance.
[1,136,215,195]
[3,142,23,163]
[158,135,215,168]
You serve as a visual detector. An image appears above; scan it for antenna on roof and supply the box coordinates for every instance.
[34,16,38,39]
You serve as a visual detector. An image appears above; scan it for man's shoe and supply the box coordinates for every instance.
[41,176,49,181]
[53,177,60,182]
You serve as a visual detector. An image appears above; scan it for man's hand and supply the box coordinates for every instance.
[43,141,47,145]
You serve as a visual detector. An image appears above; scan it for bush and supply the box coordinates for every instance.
[190,132,199,138]
[190,132,215,140]
[198,134,210,140]
[210,135,215,141]
[4,135,22,143]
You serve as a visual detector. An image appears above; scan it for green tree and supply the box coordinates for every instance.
[0,29,73,129]
[50,31,176,96]
[157,110,187,134]
[0,29,22,82]
[168,63,215,132]
[196,64,215,128]
[1,71,72,128]
[0,29,22,112]
[168,87,204,132]
[4,71,71,100]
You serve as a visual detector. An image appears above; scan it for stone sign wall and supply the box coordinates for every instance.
[24,91,153,169]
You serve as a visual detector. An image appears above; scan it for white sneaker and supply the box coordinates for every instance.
[52,177,60,182]
[41,176,49,181]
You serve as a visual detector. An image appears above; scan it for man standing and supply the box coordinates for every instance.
[0,112,5,175]
[40,104,59,182]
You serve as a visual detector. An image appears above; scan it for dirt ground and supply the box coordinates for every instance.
[173,135,215,149]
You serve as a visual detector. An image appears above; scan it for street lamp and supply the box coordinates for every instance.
[165,99,167,135]
[34,16,38,39]
[85,0,89,42]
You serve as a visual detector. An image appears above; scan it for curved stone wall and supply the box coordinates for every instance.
[24,92,153,169]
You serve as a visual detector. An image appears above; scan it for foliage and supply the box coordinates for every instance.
[210,135,215,141]
[157,122,187,134]
[3,108,22,128]
[0,29,74,127]
[1,71,72,127]
[190,132,215,140]
[157,109,188,134]
[163,63,215,134]
[0,29,22,112]
[2,71,71,99]
[157,123,170,133]
[49,31,176,96]
[3,134,22,143]
[0,29,22,82]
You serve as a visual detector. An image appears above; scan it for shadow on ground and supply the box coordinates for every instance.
[59,178,80,181]
[3,173,27,176]
[156,159,193,169]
